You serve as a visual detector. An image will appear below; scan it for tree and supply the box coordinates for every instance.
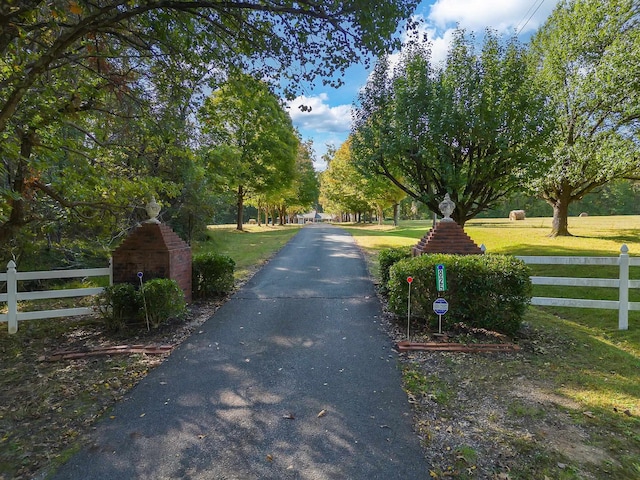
[276,140,320,223]
[0,0,419,246]
[320,139,403,223]
[247,141,319,226]
[529,0,640,236]
[199,75,298,230]
[351,29,554,226]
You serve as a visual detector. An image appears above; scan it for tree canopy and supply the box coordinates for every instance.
[351,29,554,227]
[0,0,418,250]
[528,0,640,236]
[320,139,405,223]
[199,75,298,230]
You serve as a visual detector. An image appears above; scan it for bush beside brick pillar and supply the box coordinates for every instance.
[112,222,192,303]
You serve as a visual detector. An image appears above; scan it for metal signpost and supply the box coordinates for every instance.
[436,263,447,292]
[406,276,413,339]
[433,297,448,335]
[434,264,447,334]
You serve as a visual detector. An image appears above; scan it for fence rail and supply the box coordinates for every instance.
[516,244,638,330]
[1,260,111,334]
[2,246,636,333]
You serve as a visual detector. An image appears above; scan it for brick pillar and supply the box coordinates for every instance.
[112,222,192,302]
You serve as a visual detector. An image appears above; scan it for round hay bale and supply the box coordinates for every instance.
[509,210,526,221]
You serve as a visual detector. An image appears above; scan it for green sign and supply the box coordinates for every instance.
[435,264,447,292]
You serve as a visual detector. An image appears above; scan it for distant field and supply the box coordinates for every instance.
[342,215,640,257]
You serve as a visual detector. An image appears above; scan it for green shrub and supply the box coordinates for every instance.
[388,254,531,335]
[192,253,235,298]
[140,278,187,328]
[98,283,142,332]
[378,246,412,292]
[99,279,186,331]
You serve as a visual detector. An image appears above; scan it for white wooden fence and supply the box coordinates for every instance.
[1,260,111,334]
[516,244,637,330]
[2,246,636,333]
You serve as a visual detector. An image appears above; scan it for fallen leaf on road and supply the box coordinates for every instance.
[266,454,273,462]
[283,413,295,420]
[317,409,327,418]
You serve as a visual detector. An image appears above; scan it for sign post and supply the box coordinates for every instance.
[436,264,447,292]
[434,264,448,334]
[406,276,413,339]
[432,297,448,335]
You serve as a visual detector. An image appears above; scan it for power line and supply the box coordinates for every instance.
[516,0,546,35]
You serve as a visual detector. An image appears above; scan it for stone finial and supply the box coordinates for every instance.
[145,197,161,224]
[439,193,455,221]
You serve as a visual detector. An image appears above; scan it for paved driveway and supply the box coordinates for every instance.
[52,225,429,479]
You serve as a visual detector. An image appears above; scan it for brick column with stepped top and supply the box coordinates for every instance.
[412,194,484,256]
[112,199,192,302]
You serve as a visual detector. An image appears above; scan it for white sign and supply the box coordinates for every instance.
[433,298,449,315]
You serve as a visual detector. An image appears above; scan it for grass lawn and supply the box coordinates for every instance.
[193,224,301,280]
[343,215,640,478]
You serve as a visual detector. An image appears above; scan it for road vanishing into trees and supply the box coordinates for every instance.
[52,225,429,479]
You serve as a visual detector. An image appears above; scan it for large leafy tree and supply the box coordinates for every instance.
[199,75,298,231]
[0,0,418,246]
[352,29,554,226]
[529,0,640,236]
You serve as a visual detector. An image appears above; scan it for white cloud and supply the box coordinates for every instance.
[427,0,555,35]
[286,93,352,134]
[394,1,558,68]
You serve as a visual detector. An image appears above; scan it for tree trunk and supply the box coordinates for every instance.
[550,195,572,237]
[0,128,37,246]
[393,203,399,227]
[279,206,285,225]
[256,200,262,227]
[236,185,244,231]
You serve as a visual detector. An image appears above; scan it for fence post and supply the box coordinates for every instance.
[7,260,17,334]
[618,244,629,331]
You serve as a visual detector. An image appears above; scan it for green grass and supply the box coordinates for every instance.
[402,365,453,405]
[342,215,640,256]
[193,224,301,280]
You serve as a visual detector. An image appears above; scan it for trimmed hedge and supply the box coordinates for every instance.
[192,252,235,298]
[388,254,531,335]
[378,246,412,292]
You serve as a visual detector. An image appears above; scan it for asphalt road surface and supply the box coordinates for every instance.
[52,224,429,479]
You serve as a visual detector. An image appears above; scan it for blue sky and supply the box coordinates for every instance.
[286,0,558,170]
